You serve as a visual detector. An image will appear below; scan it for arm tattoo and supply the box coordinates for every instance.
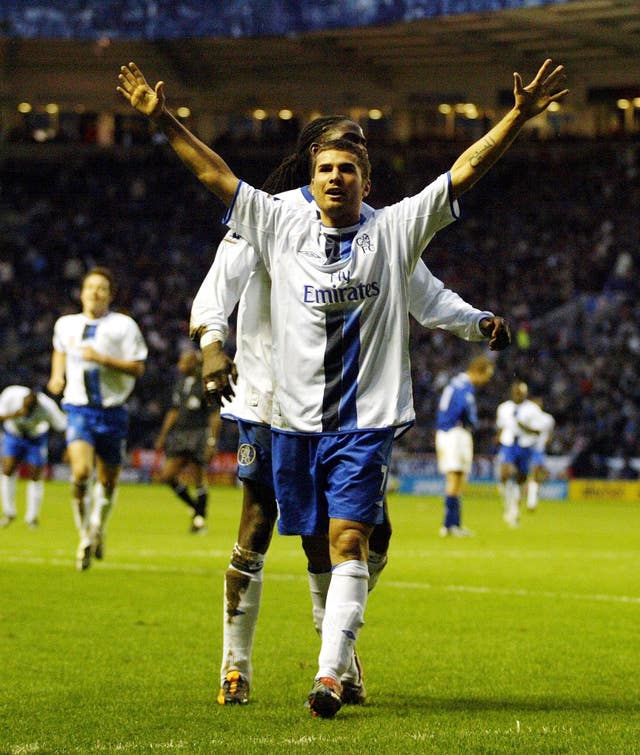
[469,135,497,168]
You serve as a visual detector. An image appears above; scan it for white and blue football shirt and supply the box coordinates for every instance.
[0,385,67,438]
[52,312,147,408]
[224,173,459,435]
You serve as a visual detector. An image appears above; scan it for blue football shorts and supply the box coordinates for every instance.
[236,420,274,489]
[272,428,395,536]
[530,449,546,467]
[2,431,48,467]
[63,404,128,467]
[499,443,534,476]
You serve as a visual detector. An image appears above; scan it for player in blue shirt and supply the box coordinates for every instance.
[436,356,496,536]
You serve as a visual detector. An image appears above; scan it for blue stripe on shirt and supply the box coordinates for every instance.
[321,305,362,432]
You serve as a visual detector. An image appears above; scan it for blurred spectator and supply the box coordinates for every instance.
[2,1,564,40]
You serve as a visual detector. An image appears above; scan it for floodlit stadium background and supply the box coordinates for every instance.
[1,0,640,496]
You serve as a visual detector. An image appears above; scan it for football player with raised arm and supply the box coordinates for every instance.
[48,267,148,570]
[118,58,568,718]
[0,385,67,528]
[190,117,509,707]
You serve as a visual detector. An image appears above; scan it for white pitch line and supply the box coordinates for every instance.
[382,578,640,605]
[2,553,638,605]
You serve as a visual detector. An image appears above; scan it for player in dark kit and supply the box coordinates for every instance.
[155,350,221,533]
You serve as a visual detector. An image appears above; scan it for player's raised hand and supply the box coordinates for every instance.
[513,59,569,119]
[117,62,165,119]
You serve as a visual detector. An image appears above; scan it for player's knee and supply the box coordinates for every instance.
[72,466,92,484]
[330,526,368,562]
[2,459,17,476]
[28,466,43,482]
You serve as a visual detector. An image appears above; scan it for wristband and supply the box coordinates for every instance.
[200,330,225,348]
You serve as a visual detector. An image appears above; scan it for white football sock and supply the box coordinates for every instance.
[1,474,17,518]
[220,545,265,685]
[527,480,539,510]
[367,550,388,592]
[72,481,91,534]
[25,480,44,523]
[504,480,520,524]
[309,570,364,684]
[307,570,331,635]
[89,482,117,532]
[317,559,369,682]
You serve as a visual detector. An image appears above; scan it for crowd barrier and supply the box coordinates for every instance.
[19,452,640,503]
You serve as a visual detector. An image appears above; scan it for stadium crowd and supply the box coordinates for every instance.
[1,1,565,40]
[1,134,639,476]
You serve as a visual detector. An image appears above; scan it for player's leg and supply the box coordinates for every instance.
[307,430,392,718]
[157,454,197,511]
[24,465,44,529]
[64,407,97,568]
[368,498,391,590]
[499,451,520,527]
[87,406,130,561]
[191,440,210,532]
[516,466,529,519]
[527,472,538,511]
[306,500,390,630]
[218,422,276,705]
[187,460,209,534]
[439,429,473,537]
[90,458,121,560]
[527,458,546,511]
[302,513,388,705]
[442,470,464,532]
[310,520,371,718]
[66,438,96,569]
[0,445,20,526]
[23,434,47,528]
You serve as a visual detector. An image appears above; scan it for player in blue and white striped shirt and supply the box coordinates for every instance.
[48,267,147,570]
[119,57,567,718]
[191,120,505,707]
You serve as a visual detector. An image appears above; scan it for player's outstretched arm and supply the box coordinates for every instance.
[117,62,239,206]
[449,59,569,199]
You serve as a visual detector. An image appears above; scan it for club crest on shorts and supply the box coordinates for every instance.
[237,443,257,467]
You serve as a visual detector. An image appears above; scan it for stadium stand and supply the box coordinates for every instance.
[1,0,639,478]
[1,135,639,477]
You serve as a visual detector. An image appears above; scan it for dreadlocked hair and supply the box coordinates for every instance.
[260,115,351,194]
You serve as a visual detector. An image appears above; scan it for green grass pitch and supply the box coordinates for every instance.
[1,480,639,753]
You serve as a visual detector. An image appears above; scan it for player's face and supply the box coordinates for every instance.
[310,149,371,227]
[80,273,113,318]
